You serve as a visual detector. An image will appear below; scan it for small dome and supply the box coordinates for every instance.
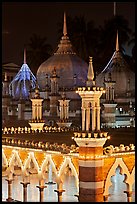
[37,13,88,90]
[95,50,135,96]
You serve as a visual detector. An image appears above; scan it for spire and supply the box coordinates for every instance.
[86,57,95,87]
[24,48,26,64]
[63,12,67,36]
[116,30,119,51]
[88,57,94,81]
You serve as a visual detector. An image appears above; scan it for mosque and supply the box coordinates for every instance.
[2,13,135,129]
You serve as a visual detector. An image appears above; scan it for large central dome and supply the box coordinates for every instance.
[37,13,88,90]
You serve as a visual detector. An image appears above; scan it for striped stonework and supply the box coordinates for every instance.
[74,137,107,202]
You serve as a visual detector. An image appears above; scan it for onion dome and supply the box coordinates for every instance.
[9,49,37,100]
[95,31,135,97]
[37,12,88,90]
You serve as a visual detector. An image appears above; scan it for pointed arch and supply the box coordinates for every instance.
[104,157,134,196]
[8,150,23,170]
[2,149,8,167]
[58,156,79,186]
[41,154,58,178]
[24,152,39,174]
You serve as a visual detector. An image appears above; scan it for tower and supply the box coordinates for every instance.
[73,57,110,202]
[2,72,11,121]
[29,84,45,130]
[57,91,72,127]
[103,72,117,128]
[49,67,60,116]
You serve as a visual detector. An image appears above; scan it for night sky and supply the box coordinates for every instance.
[2,2,135,65]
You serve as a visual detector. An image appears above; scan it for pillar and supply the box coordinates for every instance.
[96,106,101,131]
[54,189,65,202]
[74,136,107,202]
[54,182,65,202]
[82,108,86,131]
[124,191,133,202]
[36,178,47,202]
[20,182,30,202]
[5,179,14,202]
[36,185,47,202]
[92,105,96,131]
[86,108,90,131]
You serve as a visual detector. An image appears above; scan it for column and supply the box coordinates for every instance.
[37,105,39,120]
[36,185,47,202]
[82,108,86,131]
[54,182,65,202]
[32,104,34,119]
[96,106,101,131]
[86,108,90,131]
[20,182,30,202]
[40,104,42,119]
[34,104,37,119]
[36,179,47,202]
[124,191,133,202]
[92,106,96,131]
[5,179,14,202]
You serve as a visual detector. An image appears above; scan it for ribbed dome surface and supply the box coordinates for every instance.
[37,13,88,90]
[95,50,135,96]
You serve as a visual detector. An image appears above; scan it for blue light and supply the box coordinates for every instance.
[9,63,36,100]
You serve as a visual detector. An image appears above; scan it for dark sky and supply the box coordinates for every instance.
[2,2,135,65]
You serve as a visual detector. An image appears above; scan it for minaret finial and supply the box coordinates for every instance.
[86,56,95,87]
[63,12,67,36]
[88,57,94,81]
[24,48,26,64]
[116,30,119,51]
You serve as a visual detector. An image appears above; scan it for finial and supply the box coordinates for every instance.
[116,30,119,51]
[24,48,26,64]
[86,56,95,87]
[88,57,94,81]
[63,12,67,36]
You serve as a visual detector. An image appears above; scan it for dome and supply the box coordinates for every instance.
[9,49,36,100]
[37,13,88,90]
[95,32,135,97]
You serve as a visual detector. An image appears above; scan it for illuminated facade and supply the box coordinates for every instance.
[2,13,135,129]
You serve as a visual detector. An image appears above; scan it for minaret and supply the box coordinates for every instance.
[2,72,11,121]
[49,67,60,116]
[102,32,119,128]
[103,73,117,128]
[29,83,45,130]
[73,56,110,202]
[57,91,72,127]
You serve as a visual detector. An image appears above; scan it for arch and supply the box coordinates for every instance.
[41,154,58,179]
[2,150,8,167]
[103,157,134,196]
[58,156,79,188]
[24,152,39,174]
[7,150,23,176]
